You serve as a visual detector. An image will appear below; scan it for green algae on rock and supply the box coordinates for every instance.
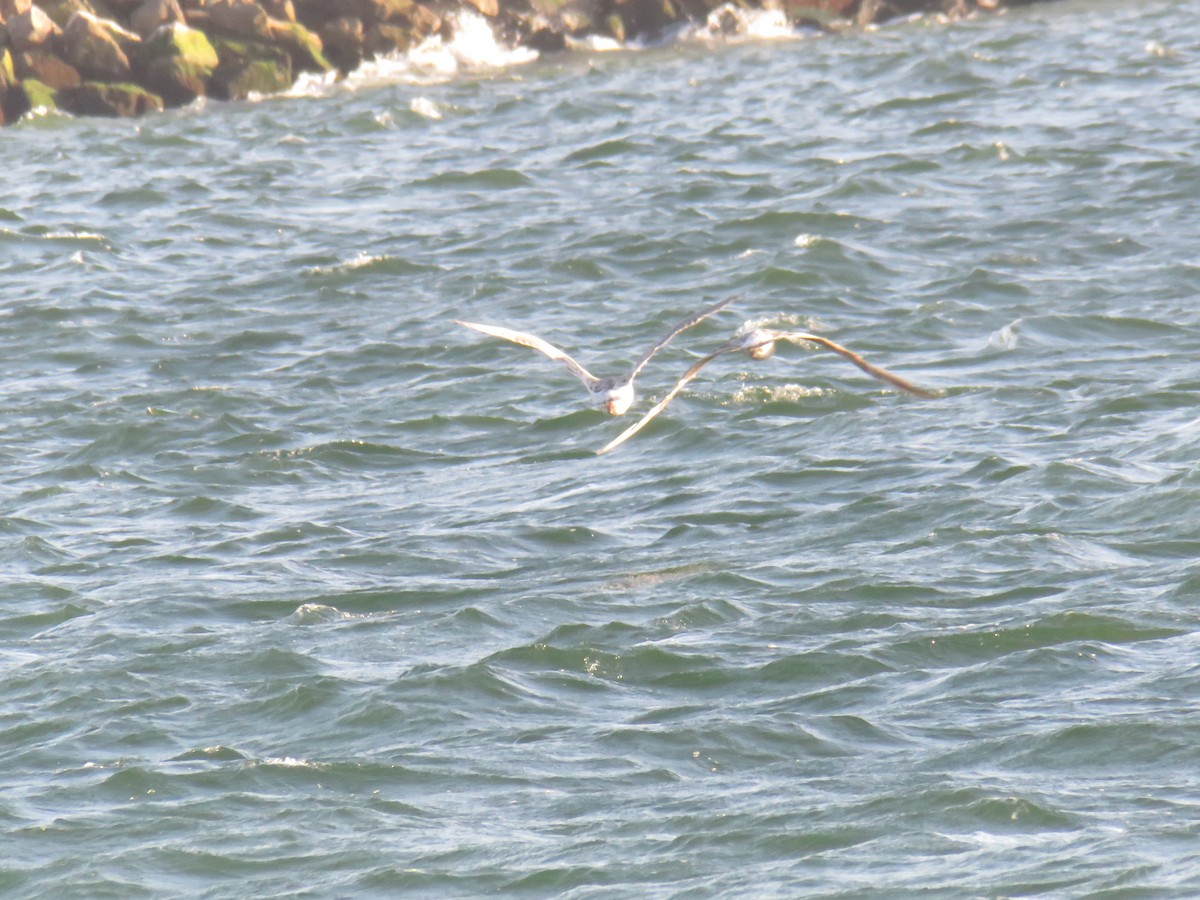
[207,34,293,101]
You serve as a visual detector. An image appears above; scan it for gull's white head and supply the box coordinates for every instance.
[604,381,636,416]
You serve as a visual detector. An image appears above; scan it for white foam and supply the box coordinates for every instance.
[693,3,800,43]
[566,34,624,52]
[410,96,443,120]
[342,11,538,91]
[306,252,389,276]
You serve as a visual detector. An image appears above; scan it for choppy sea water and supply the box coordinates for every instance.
[4,0,1200,895]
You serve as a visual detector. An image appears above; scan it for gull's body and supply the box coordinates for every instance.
[597,327,934,454]
[455,296,733,415]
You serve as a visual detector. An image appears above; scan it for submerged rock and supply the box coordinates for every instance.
[58,78,162,114]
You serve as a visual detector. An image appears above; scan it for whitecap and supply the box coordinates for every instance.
[391,11,538,84]
[247,12,538,103]
[305,252,390,276]
[277,67,341,100]
[410,96,443,120]
[730,383,829,404]
[567,34,624,52]
[289,602,356,624]
[693,4,801,43]
[260,756,317,767]
[988,320,1020,350]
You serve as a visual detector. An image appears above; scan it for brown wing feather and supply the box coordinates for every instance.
[776,331,936,399]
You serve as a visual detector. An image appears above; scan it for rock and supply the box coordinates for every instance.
[61,11,137,81]
[607,0,683,42]
[264,17,331,72]
[8,7,63,52]
[355,0,423,25]
[364,22,414,56]
[130,0,185,37]
[138,52,207,103]
[779,0,856,17]
[261,0,293,21]
[405,2,440,36]
[318,15,364,74]
[462,0,498,17]
[134,22,216,104]
[206,0,271,39]
[289,0,339,28]
[40,0,96,29]
[146,19,217,66]
[603,11,623,41]
[208,34,292,99]
[0,0,34,18]
[362,20,434,55]
[58,79,162,115]
[21,76,59,109]
[526,24,567,52]
[14,48,83,87]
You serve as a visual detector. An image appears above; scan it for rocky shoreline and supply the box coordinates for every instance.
[0,0,1056,125]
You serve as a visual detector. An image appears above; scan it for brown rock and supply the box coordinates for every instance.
[261,0,293,21]
[289,0,338,28]
[14,48,82,87]
[0,0,33,17]
[796,0,857,12]
[461,0,497,16]
[206,0,271,38]
[406,2,439,36]
[355,0,420,25]
[61,11,136,80]
[8,7,63,52]
[130,0,185,37]
[364,22,412,56]
[40,0,96,29]
[207,35,292,100]
[526,25,566,52]
[133,22,217,105]
[139,52,205,103]
[319,15,364,74]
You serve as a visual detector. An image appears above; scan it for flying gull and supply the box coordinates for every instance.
[596,327,934,454]
[455,296,734,416]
